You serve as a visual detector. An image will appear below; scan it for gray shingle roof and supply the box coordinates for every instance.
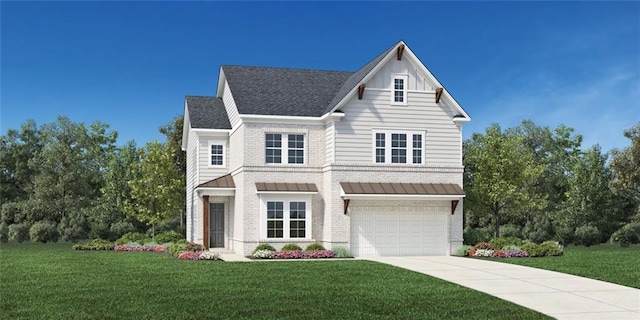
[185,96,231,129]
[222,66,353,117]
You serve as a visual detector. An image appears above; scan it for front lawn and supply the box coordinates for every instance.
[0,242,550,320]
[491,244,640,289]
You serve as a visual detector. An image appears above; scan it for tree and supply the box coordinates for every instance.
[0,120,42,203]
[610,122,640,210]
[125,141,184,237]
[464,124,546,237]
[159,116,186,224]
[556,145,618,242]
[27,117,117,223]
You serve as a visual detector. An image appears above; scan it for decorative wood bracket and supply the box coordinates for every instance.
[397,44,405,60]
[435,87,444,103]
[343,199,351,215]
[451,200,459,215]
[358,84,366,100]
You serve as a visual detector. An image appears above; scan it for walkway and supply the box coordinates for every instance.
[366,256,640,320]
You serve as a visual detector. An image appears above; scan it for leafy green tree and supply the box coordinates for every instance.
[0,120,42,203]
[125,141,184,237]
[27,117,117,223]
[610,122,640,220]
[159,116,186,223]
[556,145,618,242]
[464,124,546,237]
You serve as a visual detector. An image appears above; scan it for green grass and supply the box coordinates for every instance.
[0,242,550,320]
[491,244,640,289]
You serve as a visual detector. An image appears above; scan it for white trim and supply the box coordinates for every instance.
[195,188,235,197]
[193,128,231,136]
[372,130,425,165]
[390,74,408,105]
[238,112,345,125]
[207,140,226,168]
[259,194,313,241]
[453,117,471,123]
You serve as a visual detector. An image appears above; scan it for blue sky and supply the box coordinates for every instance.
[2,2,638,152]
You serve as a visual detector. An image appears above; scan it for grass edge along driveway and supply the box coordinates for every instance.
[1,242,550,320]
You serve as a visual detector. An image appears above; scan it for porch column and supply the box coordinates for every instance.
[202,195,209,249]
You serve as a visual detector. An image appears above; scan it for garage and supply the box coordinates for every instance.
[349,202,449,256]
[340,182,465,257]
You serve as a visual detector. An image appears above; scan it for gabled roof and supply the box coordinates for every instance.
[185,96,231,129]
[222,66,352,117]
[324,41,398,114]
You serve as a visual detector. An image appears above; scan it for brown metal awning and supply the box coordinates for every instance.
[197,174,235,188]
[340,182,464,196]
[255,182,318,193]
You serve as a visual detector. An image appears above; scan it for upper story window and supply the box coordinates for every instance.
[391,75,408,105]
[374,130,424,164]
[265,133,305,164]
[209,142,225,167]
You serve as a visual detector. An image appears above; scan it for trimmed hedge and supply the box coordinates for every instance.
[29,221,59,243]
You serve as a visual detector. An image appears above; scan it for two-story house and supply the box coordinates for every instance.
[181,40,470,257]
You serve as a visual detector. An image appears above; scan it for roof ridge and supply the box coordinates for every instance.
[222,64,353,74]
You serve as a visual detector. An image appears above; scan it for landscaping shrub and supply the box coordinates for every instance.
[574,225,602,247]
[523,215,553,243]
[520,241,563,257]
[1,202,23,225]
[463,226,491,245]
[272,250,336,259]
[333,247,352,258]
[473,249,495,257]
[153,230,183,244]
[116,232,150,245]
[493,250,528,258]
[59,212,89,242]
[184,242,205,252]
[304,243,326,252]
[167,243,187,257]
[8,223,30,242]
[610,222,640,247]
[253,243,276,253]
[499,224,523,239]
[252,249,275,259]
[109,221,136,240]
[489,237,523,250]
[178,251,202,260]
[538,241,563,256]
[453,245,473,257]
[114,244,167,252]
[281,243,302,251]
[73,239,115,251]
[199,251,220,260]
[0,223,8,242]
[29,221,59,243]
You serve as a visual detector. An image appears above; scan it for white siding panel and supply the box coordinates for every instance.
[186,127,198,242]
[335,91,462,166]
[367,59,435,91]
[198,135,230,184]
[325,122,335,164]
[222,81,241,128]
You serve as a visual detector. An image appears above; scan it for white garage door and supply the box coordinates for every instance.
[350,203,449,257]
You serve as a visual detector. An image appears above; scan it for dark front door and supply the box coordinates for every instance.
[209,203,224,248]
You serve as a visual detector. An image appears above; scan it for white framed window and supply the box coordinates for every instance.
[373,130,424,164]
[208,141,225,167]
[261,195,312,240]
[265,133,305,164]
[391,74,408,105]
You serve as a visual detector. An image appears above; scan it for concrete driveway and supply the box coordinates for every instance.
[366,256,640,320]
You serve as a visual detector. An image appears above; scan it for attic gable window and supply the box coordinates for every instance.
[391,75,408,105]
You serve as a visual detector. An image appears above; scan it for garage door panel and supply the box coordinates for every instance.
[350,204,448,257]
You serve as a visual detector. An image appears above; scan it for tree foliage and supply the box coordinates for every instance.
[125,141,184,237]
[464,124,546,237]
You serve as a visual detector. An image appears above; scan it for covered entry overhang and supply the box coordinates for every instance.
[195,174,235,249]
[340,182,465,215]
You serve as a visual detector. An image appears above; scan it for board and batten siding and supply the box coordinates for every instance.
[222,81,241,129]
[367,58,435,91]
[197,134,230,184]
[334,90,461,166]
